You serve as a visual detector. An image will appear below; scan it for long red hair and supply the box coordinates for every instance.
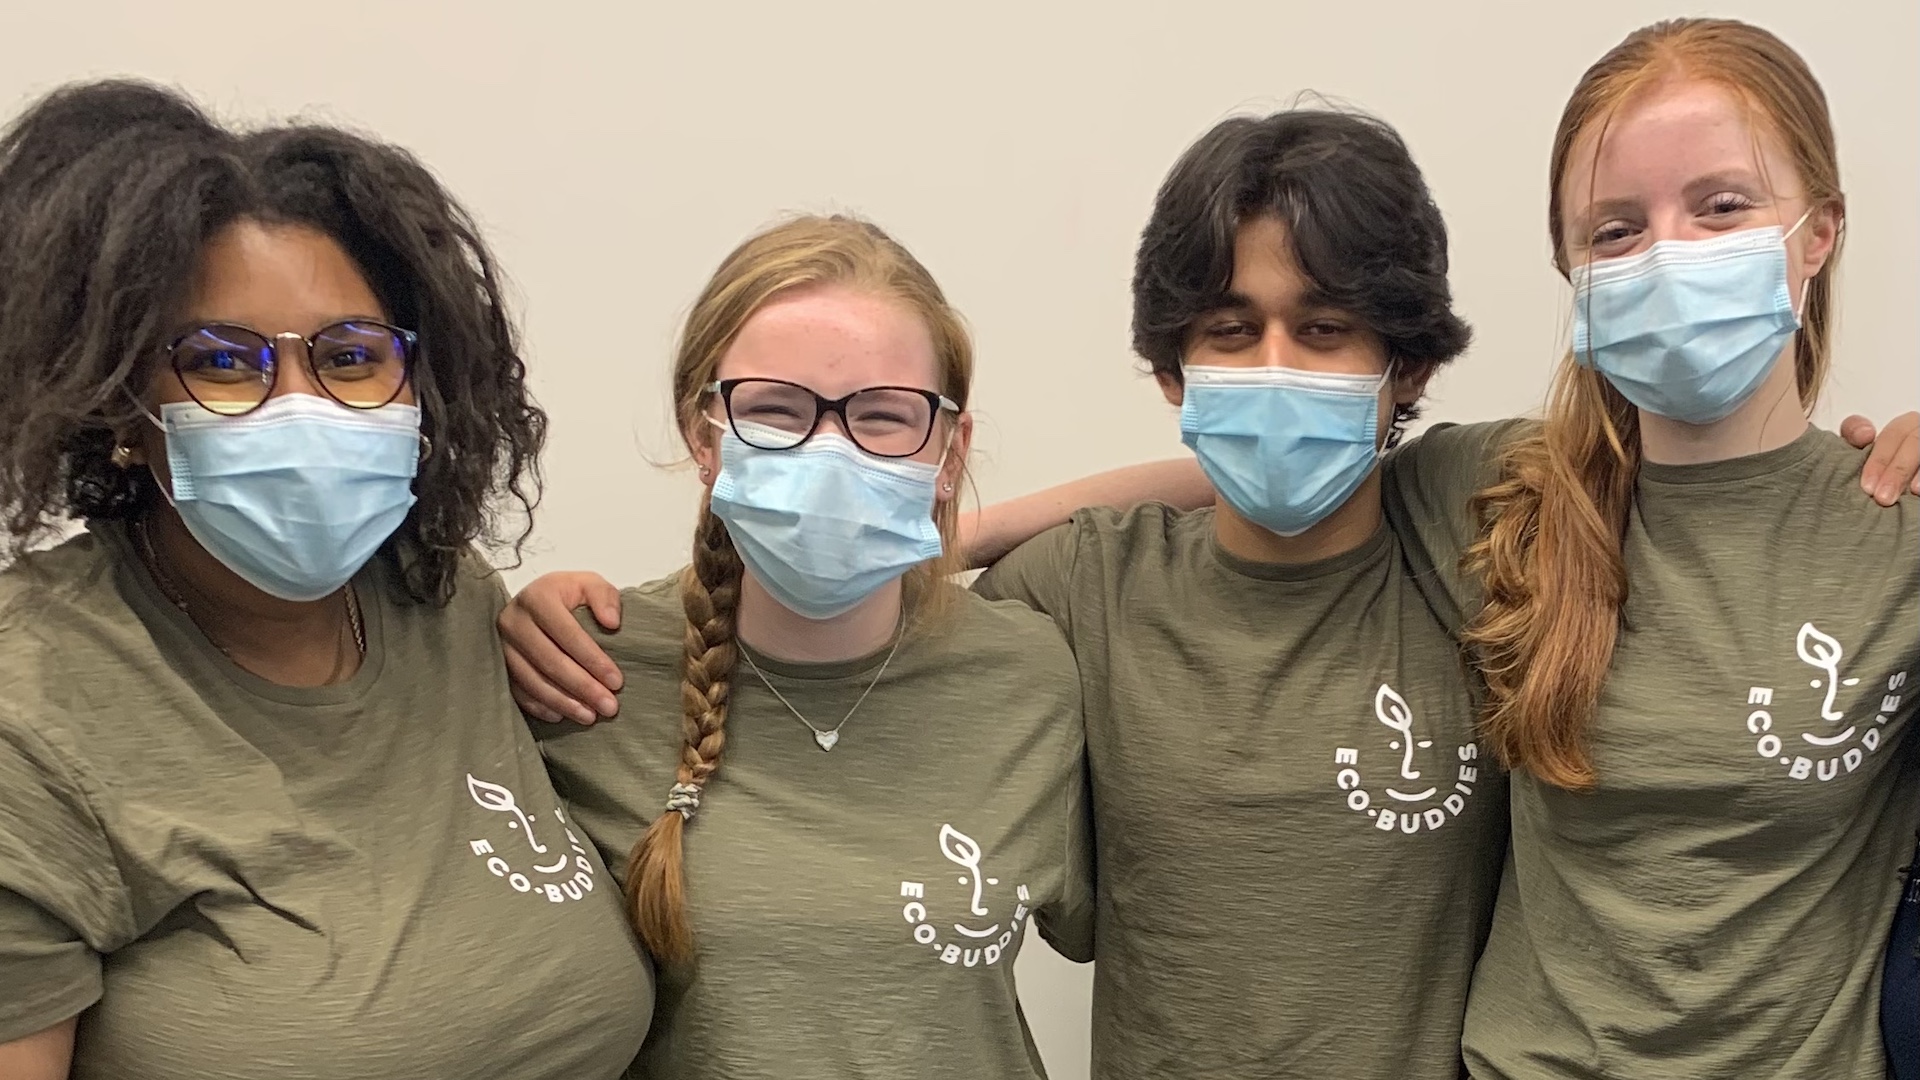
[1463,18,1844,789]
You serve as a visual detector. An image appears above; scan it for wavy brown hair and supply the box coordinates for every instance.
[625,214,974,965]
[0,80,544,603]
[1462,19,1844,789]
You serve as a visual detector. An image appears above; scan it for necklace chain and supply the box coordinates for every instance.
[740,617,904,752]
[133,518,365,659]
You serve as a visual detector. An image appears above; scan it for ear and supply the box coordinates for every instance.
[1390,362,1434,408]
[685,414,721,490]
[934,412,974,504]
[1796,199,1844,283]
[1155,370,1185,408]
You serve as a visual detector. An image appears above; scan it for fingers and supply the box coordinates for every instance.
[506,644,590,726]
[528,595,624,699]
[1873,424,1920,505]
[1857,411,1920,506]
[1840,414,1877,449]
[585,577,624,634]
[503,603,620,719]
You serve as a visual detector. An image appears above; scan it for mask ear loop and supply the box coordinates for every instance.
[118,389,180,507]
[1783,205,1818,322]
[1373,357,1399,459]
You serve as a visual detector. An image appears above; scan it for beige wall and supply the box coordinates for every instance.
[4,1,1911,1074]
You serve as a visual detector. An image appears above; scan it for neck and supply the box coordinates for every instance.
[736,574,903,663]
[1211,468,1384,565]
[1639,345,1808,466]
[142,508,362,687]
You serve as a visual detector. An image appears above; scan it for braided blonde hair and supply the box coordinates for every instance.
[624,214,975,965]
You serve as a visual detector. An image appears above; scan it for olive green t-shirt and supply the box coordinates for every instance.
[973,505,1508,1080]
[0,524,654,1079]
[1386,425,1920,1078]
[1380,418,1534,639]
[535,577,1093,1080]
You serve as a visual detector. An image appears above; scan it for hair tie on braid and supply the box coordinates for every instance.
[666,783,702,820]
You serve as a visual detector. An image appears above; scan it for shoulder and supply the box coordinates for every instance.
[595,573,693,675]
[1797,429,1920,548]
[948,586,1075,662]
[1064,502,1214,566]
[1387,418,1537,487]
[921,587,1083,737]
[978,503,1209,618]
[0,529,150,714]
[0,529,125,637]
[445,548,513,617]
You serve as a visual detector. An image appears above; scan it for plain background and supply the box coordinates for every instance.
[3,1,1914,1075]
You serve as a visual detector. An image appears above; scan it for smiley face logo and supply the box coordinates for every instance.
[899,823,1029,968]
[1795,623,1862,742]
[939,824,1004,940]
[463,774,601,903]
[1333,683,1480,836]
[1374,684,1436,804]
[1739,622,1906,783]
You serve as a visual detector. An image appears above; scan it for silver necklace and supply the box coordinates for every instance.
[740,618,904,752]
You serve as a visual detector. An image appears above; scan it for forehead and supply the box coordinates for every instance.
[1224,214,1314,306]
[1563,77,1795,209]
[185,219,386,330]
[719,284,940,395]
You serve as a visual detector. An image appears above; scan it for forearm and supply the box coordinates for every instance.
[961,458,1211,569]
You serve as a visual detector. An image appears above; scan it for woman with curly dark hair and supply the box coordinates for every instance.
[0,81,651,1078]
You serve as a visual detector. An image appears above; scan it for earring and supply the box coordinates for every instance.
[698,465,712,481]
[941,481,955,494]
[418,434,433,461]
[109,442,136,468]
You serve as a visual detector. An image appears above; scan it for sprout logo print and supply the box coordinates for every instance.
[1740,622,1908,782]
[898,824,1029,968]
[1332,684,1480,836]
[1797,624,1860,731]
[463,774,601,903]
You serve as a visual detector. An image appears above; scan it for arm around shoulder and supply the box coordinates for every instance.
[970,521,1084,639]
[962,459,1210,570]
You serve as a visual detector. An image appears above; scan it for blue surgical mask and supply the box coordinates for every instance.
[1179,365,1386,538]
[1572,214,1810,425]
[154,394,422,602]
[708,421,945,620]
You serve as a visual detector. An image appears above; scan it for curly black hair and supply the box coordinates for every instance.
[0,79,545,604]
[1131,108,1472,445]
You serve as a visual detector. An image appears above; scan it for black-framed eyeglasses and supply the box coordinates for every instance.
[165,319,418,416]
[708,378,960,458]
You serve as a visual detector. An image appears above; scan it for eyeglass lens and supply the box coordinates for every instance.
[726,379,939,457]
[170,321,412,415]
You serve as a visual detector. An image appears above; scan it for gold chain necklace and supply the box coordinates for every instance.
[133,518,365,659]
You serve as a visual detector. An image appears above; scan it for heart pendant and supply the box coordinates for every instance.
[813,729,840,752]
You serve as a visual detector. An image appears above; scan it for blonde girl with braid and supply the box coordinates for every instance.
[531,214,1093,1080]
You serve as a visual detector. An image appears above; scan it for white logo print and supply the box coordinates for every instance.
[1333,684,1480,835]
[1741,622,1908,782]
[898,824,1029,968]
[464,774,600,903]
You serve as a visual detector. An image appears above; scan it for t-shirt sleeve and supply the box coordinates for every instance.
[0,711,133,1042]
[971,523,1081,640]
[1034,748,1096,965]
[1381,419,1534,637]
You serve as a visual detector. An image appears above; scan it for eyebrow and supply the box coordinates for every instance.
[172,314,393,338]
[1198,285,1344,318]
[1682,168,1767,200]
[1576,168,1772,229]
